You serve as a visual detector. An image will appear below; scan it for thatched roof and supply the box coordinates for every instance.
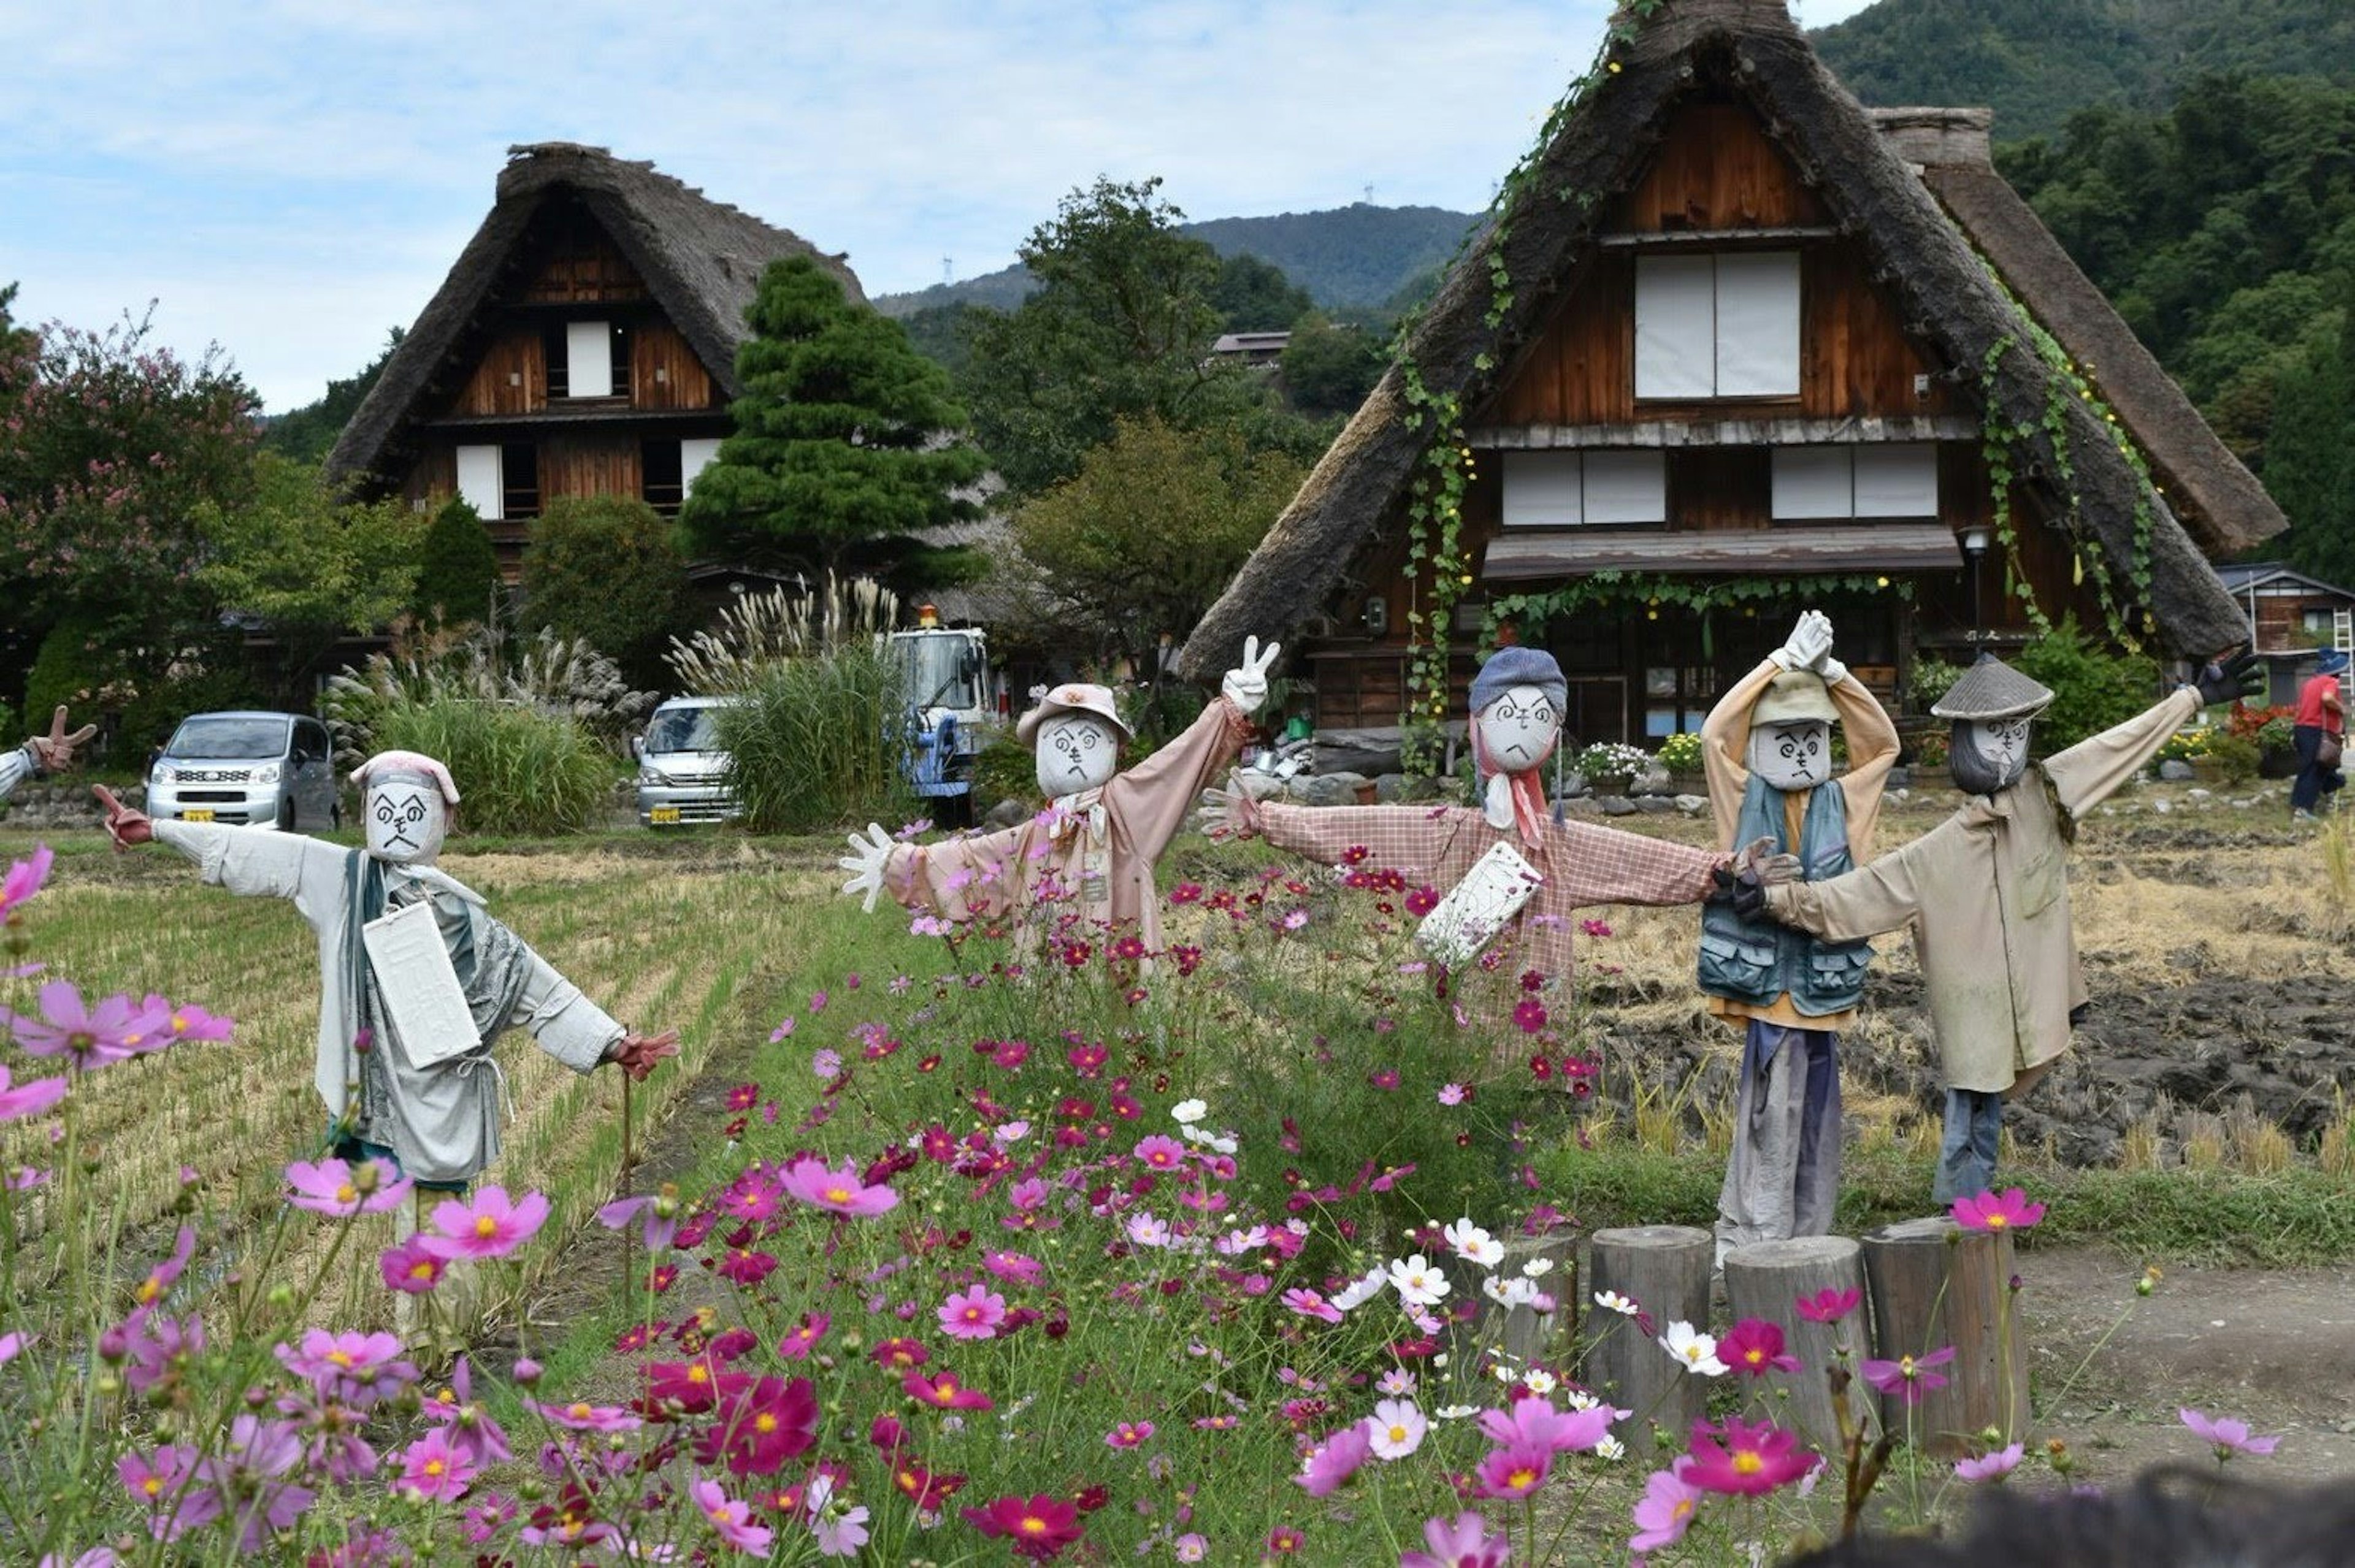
[1178,0,2254,680]
[1881,109,2286,556]
[327,143,862,487]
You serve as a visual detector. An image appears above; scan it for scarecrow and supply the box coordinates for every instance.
[1208,646,1789,1005]
[1739,649,2260,1201]
[836,636,1284,949]
[94,751,677,1188]
[0,706,98,804]
[1697,611,1900,1263]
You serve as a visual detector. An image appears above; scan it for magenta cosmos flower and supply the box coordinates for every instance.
[0,1064,69,1124]
[1629,1459,1704,1553]
[1,982,171,1069]
[1682,1416,1814,1496]
[1,844,54,917]
[938,1286,1007,1342]
[417,1187,550,1261]
[781,1155,900,1217]
[903,1369,993,1411]
[530,1397,643,1432]
[379,1237,446,1295]
[1860,1345,1956,1404]
[1950,1187,2046,1233]
[1477,1394,1614,1455]
[1476,1441,1553,1499]
[2180,1407,2279,1459]
[285,1157,412,1218]
[1720,1318,1802,1377]
[962,1493,1083,1561]
[691,1478,775,1556]
[1795,1287,1863,1324]
[395,1429,478,1502]
[1401,1511,1511,1568]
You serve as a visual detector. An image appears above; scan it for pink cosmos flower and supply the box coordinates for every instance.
[1954,1442,2025,1482]
[1296,1423,1372,1497]
[1951,1187,2046,1233]
[1,844,55,917]
[417,1187,550,1261]
[285,1157,412,1217]
[1476,1441,1553,1499]
[1859,1345,1956,1404]
[692,1478,775,1556]
[275,1329,415,1405]
[529,1397,642,1432]
[1105,1420,1154,1449]
[595,1193,680,1253]
[781,1155,900,1218]
[379,1237,446,1295]
[1133,1134,1187,1170]
[1580,918,1613,938]
[1438,1082,1468,1106]
[2180,1407,2279,1459]
[1,982,172,1069]
[1629,1460,1703,1552]
[1477,1394,1614,1455]
[1281,1288,1342,1324]
[394,1429,477,1501]
[1400,1511,1511,1568]
[0,1064,69,1123]
[814,1502,871,1557]
[118,1444,216,1540]
[778,1312,830,1360]
[1682,1416,1814,1496]
[1720,1318,1802,1378]
[0,1331,23,1365]
[940,1286,1008,1342]
[1795,1287,1863,1324]
[903,1369,993,1410]
[144,995,234,1043]
[983,1250,1041,1285]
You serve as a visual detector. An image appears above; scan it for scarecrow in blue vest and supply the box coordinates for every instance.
[1697,611,1900,1263]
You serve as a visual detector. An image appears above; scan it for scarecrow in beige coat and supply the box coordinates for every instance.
[837,638,1281,953]
[1740,649,2259,1201]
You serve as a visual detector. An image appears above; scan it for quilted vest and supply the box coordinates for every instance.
[1698,773,1873,1017]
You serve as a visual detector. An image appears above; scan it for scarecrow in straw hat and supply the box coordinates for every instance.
[1697,611,1901,1263]
[0,706,99,805]
[1738,648,2259,1202]
[95,751,678,1188]
[1209,644,1791,1008]
[837,637,1283,950]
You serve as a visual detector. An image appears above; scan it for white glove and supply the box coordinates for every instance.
[1200,770,1262,841]
[1220,635,1282,716]
[1818,654,1850,687]
[1771,611,1834,673]
[835,823,895,914]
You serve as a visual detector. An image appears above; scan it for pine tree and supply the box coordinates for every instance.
[681,257,984,579]
[412,496,502,629]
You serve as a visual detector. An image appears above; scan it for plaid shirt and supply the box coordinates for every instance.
[1252,801,1726,992]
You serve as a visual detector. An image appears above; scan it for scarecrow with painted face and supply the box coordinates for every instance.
[1697,611,1901,1263]
[1211,646,1780,1007]
[0,706,98,803]
[837,637,1282,950]
[1740,648,2259,1202]
[95,751,678,1188]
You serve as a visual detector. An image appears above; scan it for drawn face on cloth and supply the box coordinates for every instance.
[1473,684,1561,776]
[1035,714,1119,798]
[366,773,449,864]
[1951,717,2032,795]
[1747,721,1832,792]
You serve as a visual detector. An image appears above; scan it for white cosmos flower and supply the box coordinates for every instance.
[1660,1321,1728,1377]
[1435,1404,1482,1421]
[1483,1275,1541,1309]
[1125,1212,1171,1249]
[1331,1266,1388,1312]
[1377,1369,1417,1396]
[1387,1255,1451,1307]
[1366,1399,1426,1459]
[1523,1369,1558,1396]
[1594,1435,1627,1461]
[1522,1257,1555,1278]
[1179,1123,1238,1154]
[1170,1099,1208,1124]
[1593,1290,1639,1315]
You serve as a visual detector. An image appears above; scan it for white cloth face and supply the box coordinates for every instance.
[1955,717,2032,792]
[366,774,449,864]
[1034,713,1120,797]
[1473,684,1562,776]
[1747,719,1833,792]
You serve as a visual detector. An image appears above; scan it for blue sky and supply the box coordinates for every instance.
[0,0,1878,411]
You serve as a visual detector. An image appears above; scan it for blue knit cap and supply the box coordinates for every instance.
[1469,646,1568,717]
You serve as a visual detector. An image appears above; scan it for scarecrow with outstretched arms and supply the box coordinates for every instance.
[1736,649,2261,1202]
[0,706,98,805]
[96,751,678,1188]
[1697,611,1901,1263]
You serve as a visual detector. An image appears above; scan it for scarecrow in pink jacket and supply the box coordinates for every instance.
[837,638,1282,952]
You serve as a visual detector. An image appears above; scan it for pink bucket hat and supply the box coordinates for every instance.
[1015,683,1134,748]
[353,749,462,805]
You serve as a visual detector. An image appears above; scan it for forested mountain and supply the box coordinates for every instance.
[875,202,1476,318]
[1813,0,2355,140]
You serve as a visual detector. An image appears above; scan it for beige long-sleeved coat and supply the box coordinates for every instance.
[1764,688,2197,1094]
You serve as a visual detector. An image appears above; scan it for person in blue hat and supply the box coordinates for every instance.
[2291,648,2346,820]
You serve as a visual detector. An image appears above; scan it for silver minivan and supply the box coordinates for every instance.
[148,711,341,832]
[635,696,740,827]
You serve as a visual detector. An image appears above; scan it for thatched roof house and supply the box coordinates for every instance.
[1178,0,2275,744]
[328,143,860,570]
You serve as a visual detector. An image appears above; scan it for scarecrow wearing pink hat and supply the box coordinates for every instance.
[0,705,98,805]
[96,751,676,1187]
[837,637,1283,950]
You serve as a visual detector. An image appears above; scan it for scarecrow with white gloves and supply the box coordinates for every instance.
[0,706,99,805]
[95,751,678,1189]
[1737,649,2261,1202]
[837,637,1283,951]
[1697,611,1900,1263]
[1208,646,1791,1007]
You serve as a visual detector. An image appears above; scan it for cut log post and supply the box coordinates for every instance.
[1723,1236,1872,1455]
[1580,1225,1712,1442]
[1860,1217,2029,1458]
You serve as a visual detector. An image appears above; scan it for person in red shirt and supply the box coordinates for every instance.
[2291,648,2347,820]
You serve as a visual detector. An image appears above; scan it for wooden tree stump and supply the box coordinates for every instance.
[1723,1235,1872,1455]
[1860,1217,2030,1458]
[1580,1225,1712,1441]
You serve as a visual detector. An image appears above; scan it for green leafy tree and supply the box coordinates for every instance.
[262,327,403,463]
[1009,414,1304,680]
[1209,253,1314,332]
[959,177,1319,499]
[519,495,694,691]
[1281,313,1388,421]
[413,496,502,629]
[2265,272,2355,586]
[681,256,984,581]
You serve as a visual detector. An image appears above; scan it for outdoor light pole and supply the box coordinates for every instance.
[1961,525,1991,644]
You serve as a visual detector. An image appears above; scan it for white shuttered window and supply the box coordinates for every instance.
[1633,256,1716,400]
[565,321,613,399]
[456,445,503,520]
[681,437,724,495]
[1500,451,1666,526]
[1771,445,1939,520]
[1635,252,1801,400]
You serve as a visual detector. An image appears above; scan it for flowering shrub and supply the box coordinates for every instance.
[1575,741,1652,784]
[1653,732,1706,774]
